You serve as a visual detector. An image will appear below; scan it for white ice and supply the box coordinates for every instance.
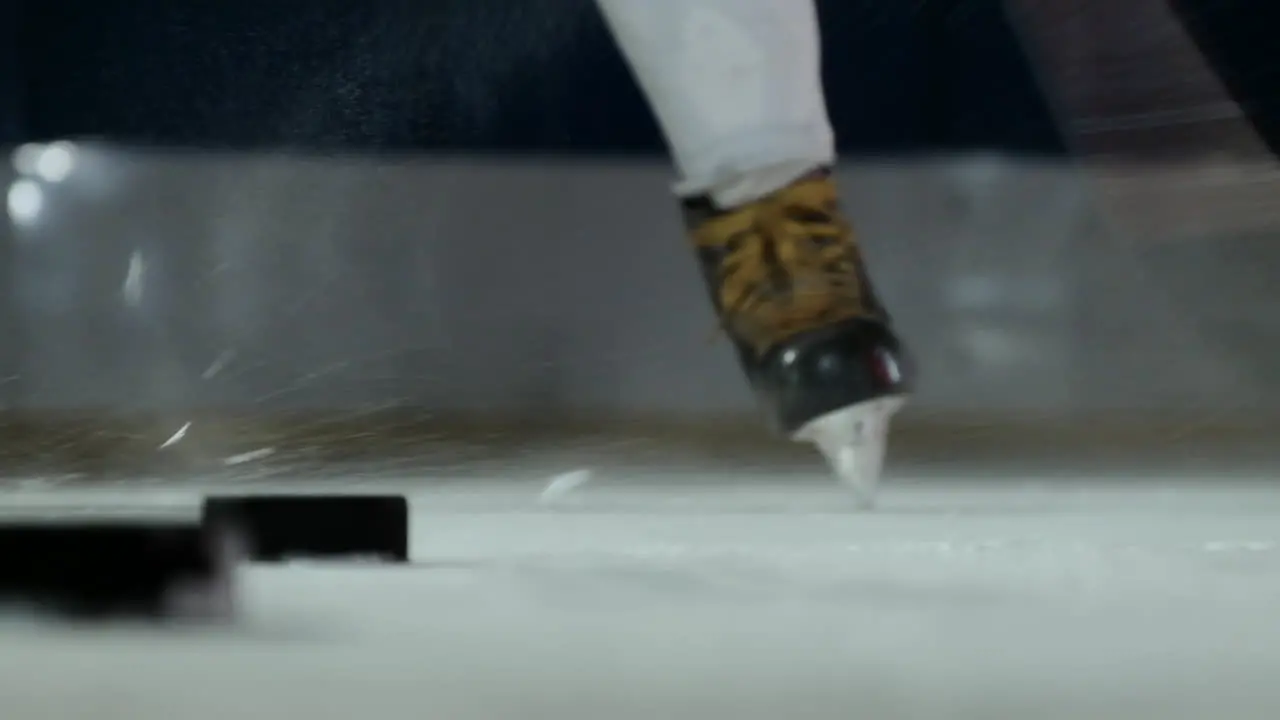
[2,472,1280,719]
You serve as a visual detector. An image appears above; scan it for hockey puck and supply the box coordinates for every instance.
[201,494,409,563]
[0,519,237,621]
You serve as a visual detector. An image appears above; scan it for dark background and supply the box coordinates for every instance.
[3,0,1276,155]
[5,0,1072,154]
[2,1,1276,155]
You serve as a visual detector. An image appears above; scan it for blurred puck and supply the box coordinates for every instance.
[202,494,408,563]
[0,520,237,621]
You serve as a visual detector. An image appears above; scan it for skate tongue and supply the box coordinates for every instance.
[793,397,904,510]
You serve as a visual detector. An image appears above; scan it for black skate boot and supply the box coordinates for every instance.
[684,169,912,507]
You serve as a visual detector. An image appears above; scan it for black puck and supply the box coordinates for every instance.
[201,494,409,563]
[0,519,237,621]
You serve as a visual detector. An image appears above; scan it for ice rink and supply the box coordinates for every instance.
[0,470,1278,719]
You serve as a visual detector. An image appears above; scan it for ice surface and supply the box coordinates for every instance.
[2,473,1280,719]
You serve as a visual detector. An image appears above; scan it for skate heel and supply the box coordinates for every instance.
[793,395,906,510]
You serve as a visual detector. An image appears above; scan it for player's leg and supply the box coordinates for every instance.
[594,0,912,507]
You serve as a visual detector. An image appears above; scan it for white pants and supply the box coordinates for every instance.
[594,0,835,206]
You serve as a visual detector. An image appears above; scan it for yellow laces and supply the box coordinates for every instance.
[692,177,871,355]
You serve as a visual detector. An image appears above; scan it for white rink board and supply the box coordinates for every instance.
[1,474,1280,720]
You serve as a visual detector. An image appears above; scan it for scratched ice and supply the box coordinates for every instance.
[1,473,1279,720]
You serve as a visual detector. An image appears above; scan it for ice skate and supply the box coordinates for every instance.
[684,170,912,508]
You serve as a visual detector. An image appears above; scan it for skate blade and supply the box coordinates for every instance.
[791,396,906,510]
